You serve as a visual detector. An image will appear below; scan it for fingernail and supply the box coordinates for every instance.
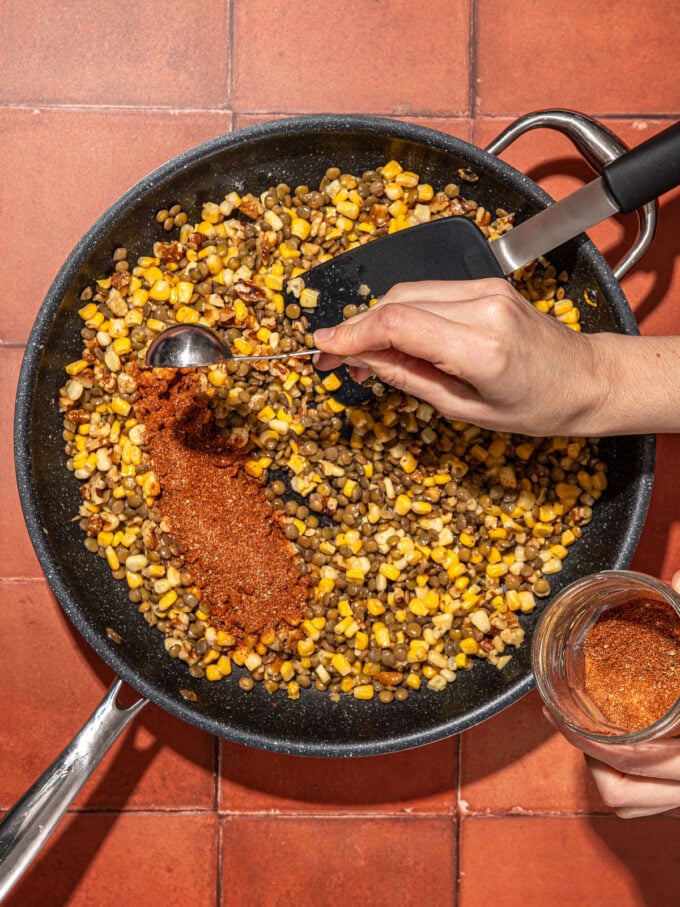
[314,327,335,343]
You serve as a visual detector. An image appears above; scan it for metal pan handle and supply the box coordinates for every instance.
[485,108,658,281]
[0,679,147,902]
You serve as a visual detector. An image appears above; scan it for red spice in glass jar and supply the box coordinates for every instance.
[583,597,680,732]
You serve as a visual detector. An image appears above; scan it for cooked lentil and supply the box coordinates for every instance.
[59,160,607,702]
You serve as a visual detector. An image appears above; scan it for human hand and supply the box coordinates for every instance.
[314,277,602,436]
[545,569,680,819]
[313,277,680,437]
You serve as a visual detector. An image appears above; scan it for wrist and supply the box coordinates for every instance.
[583,333,680,436]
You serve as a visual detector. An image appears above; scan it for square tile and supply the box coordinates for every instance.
[219,738,456,814]
[460,691,608,814]
[476,0,680,115]
[2,347,43,578]
[460,816,680,907]
[1,0,230,107]
[0,108,232,344]
[0,581,215,811]
[232,0,471,115]
[221,816,456,905]
[3,812,219,907]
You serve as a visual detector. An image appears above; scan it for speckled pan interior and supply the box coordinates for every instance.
[14,116,654,756]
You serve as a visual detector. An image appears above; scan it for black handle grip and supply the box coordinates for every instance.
[602,120,680,214]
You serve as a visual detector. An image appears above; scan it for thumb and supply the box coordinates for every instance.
[671,571,680,594]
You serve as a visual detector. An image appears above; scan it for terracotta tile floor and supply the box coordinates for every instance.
[2,2,679,904]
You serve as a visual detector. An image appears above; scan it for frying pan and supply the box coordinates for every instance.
[1,110,660,896]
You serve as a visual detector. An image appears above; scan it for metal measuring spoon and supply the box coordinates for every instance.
[145,323,319,368]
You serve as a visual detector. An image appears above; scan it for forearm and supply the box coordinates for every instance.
[586,333,680,436]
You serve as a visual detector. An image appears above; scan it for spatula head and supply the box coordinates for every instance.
[295,216,504,404]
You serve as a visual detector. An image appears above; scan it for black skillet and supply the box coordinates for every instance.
[1,110,666,899]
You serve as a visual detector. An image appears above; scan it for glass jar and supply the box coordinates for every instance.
[531,569,680,744]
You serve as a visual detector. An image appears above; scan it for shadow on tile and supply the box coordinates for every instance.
[585,815,680,907]
[219,736,457,813]
[2,727,163,907]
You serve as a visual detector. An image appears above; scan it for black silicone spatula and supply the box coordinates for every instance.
[302,120,680,404]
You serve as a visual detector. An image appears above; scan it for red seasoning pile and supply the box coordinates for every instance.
[584,598,680,732]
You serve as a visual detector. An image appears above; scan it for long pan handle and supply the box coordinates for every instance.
[603,120,680,214]
[491,120,680,276]
[0,679,147,902]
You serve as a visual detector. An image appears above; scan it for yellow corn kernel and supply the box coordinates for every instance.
[354,631,369,652]
[534,299,551,313]
[486,562,508,579]
[158,590,177,610]
[278,660,295,683]
[65,359,89,376]
[321,372,342,392]
[207,368,228,388]
[111,396,131,417]
[299,287,319,309]
[406,672,421,690]
[336,200,360,219]
[297,637,315,657]
[105,545,120,571]
[331,653,353,676]
[399,450,418,474]
[204,664,222,682]
[381,160,403,180]
[515,442,534,460]
[353,684,374,701]
[149,280,171,301]
[366,598,386,617]
[175,305,200,324]
[345,568,365,583]
[459,532,476,548]
[78,301,98,321]
[233,337,254,355]
[326,397,346,413]
[454,652,468,670]
[459,637,479,655]
[125,570,144,589]
[412,501,432,515]
[592,471,608,491]
[561,529,577,546]
[373,623,391,648]
[379,563,401,581]
[146,318,167,333]
[316,576,335,596]
[256,404,275,423]
[290,217,312,240]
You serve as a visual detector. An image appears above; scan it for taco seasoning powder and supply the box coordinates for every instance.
[583,598,680,732]
[134,369,309,639]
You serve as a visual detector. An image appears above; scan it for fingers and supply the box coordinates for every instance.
[672,570,680,594]
[586,755,680,818]
[314,277,518,359]
[545,711,680,781]
[316,301,506,383]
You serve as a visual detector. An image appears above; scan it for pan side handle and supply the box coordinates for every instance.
[0,679,147,902]
[485,109,657,281]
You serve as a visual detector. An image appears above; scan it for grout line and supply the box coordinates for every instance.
[216,803,224,907]
[226,0,234,110]
[454,733,462,905]
[0,102,234,115]
[0,101,678,120]
[468,0,478,126]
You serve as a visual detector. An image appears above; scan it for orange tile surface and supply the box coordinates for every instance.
[460,816,680,907]
[2,1,679,904]
[220,816,456,904]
